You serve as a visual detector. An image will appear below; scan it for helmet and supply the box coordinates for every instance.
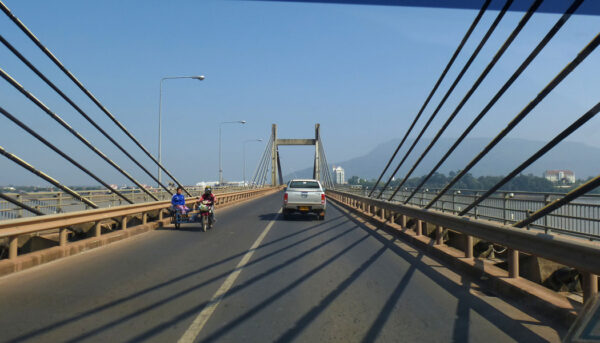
[204,186,212,195]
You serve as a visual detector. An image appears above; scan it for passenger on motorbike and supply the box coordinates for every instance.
[171,186,191,215]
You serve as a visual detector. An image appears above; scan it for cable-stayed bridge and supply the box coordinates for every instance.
[0,1,599,342]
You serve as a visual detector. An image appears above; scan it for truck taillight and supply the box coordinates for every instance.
[284,193,288,204]
[321,193,326,204]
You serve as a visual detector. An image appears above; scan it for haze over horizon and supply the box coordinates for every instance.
[1,0,599,186]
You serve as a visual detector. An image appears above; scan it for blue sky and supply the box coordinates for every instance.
[0,0,599,186]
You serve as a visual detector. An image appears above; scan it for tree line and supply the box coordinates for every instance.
[347,172,598,194]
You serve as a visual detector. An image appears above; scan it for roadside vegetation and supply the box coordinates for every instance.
[347,172,599,194]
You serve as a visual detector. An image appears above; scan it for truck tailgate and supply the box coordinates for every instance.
[287,189,322,204]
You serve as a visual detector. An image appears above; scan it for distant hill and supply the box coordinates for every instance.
[285,137,600,181]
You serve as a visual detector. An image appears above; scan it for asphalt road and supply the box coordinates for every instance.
[0,191,565,342]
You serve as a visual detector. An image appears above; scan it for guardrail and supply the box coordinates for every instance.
[335,186,600,240]
[0,187,278,263]
[0,186,255,220]
[327,189,600,302]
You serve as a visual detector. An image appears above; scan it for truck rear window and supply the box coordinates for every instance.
[289,181,320,189]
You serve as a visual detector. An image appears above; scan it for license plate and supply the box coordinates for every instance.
[301,192,308,198]
[299,206,310,211]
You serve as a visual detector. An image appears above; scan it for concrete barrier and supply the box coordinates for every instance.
[0,187,281,277]
[327,189,600,309]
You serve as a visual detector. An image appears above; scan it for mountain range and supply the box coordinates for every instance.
[285,137,600,181]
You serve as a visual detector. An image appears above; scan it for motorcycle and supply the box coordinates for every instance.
[198,199,214,232]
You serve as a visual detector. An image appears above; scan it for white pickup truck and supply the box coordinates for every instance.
[283,179,326,220]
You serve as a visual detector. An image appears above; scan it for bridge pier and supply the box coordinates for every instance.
[583,272,598,303]
[464,235,473,259]
[435,225,444,245]
[508,249,519,278]
[9,235,18,259]
[416,219,422,236]
[94,221,102,237]
[59,228,68,246]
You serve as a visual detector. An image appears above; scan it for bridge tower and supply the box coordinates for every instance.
[266,123,330,186]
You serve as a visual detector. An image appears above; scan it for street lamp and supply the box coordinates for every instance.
[243,139,263,185]
[157,75,205,186]
[219,120,247,185]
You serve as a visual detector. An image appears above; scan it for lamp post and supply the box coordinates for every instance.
[243,139,263,185]
[219,120,246,185]
[157,75,204,186]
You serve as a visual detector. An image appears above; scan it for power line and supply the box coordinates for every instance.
[425,32,600,209]
[368,0,491,197]
[403,0,584,205]
[376,0,513,199]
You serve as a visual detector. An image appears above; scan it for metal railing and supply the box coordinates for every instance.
[0,186,255,220]
[335,185,600,240]
[327,189,600,302]
[0,186,280,262]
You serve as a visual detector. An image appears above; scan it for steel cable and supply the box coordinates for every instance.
[404,0,584,205]
[376,0,514,199]
[514,173,600,228]
[0,146,98,208]
[0,67,159,201]
[0,191,45,216]
[425,32,600,209]
[0,1,191,196]
[368,0,491,197]
[460,101,600,216]
[387,0,543,201]
[250,137,270,187]
[0,35,173,196]
[0,106,134,204]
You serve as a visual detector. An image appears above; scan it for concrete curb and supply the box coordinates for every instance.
[0,187,281,278]
[329,196,580,325]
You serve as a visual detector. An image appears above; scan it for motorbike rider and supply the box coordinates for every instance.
[200,186,216,223]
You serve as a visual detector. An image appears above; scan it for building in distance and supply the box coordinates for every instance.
[544,170,575,184]
[332,166,346,184]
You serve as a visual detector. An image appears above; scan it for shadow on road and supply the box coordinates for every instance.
[6,214,346,343]
[335,202,554,343]
[7,202,555,343]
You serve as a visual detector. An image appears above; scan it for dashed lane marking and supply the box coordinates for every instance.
[178,209,282,343]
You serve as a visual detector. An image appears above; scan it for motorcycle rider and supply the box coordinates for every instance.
[200,186,216,224]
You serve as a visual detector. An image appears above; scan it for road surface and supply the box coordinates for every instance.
[0,192,565,342]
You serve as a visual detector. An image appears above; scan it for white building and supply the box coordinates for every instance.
[332,166,346,184]
[544,170,575,184]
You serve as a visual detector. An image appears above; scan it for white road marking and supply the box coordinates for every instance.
[178,209,282,343]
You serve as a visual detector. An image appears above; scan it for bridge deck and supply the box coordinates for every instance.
[0,192,565,342]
